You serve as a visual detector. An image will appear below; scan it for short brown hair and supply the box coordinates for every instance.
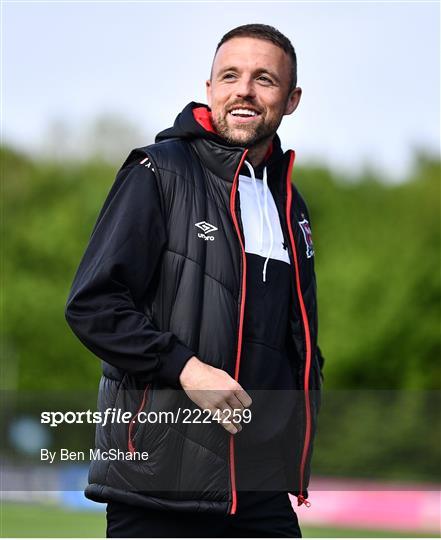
[213,24,298,90]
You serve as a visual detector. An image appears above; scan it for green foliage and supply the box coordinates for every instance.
[312,390,441,481]
[2,147,116,390]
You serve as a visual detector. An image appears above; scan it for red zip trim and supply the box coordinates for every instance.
[128,385,150,453]
[285,150,312,508]
[228,148,249,515]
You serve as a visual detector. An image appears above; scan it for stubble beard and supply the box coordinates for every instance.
[211,109,281,148]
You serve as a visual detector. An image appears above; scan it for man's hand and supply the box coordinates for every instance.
[179,356,252,434]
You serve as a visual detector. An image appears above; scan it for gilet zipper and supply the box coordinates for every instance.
[227,148,249,515]
[284,150,312,507]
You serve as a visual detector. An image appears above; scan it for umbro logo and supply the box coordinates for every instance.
[195,221,217,234]
[195,221,218,242]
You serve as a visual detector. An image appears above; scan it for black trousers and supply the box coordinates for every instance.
[106,491,302,538]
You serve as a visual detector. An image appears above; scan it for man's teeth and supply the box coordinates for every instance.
[230,109,258,117]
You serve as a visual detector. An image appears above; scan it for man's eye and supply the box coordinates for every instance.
[223,73,236,79]
[258,76,272,83]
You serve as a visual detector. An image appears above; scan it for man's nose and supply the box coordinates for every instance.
[235,76,256,99]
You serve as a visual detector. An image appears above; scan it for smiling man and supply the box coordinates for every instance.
[66,23,324,538]
[207,33,301,164]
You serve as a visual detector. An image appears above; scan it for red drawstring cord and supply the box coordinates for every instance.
[297,494,311,507]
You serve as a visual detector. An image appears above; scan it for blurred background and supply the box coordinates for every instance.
[1,0,440,537]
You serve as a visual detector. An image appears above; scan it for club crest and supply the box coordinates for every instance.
[298,218,314,258]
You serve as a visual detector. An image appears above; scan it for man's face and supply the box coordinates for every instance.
[206,37,301,147]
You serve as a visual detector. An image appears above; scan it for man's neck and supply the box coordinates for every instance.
[245,137,273,168]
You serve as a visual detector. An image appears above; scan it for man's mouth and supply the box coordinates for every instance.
[228,107,261,123]
[229,107,260,117]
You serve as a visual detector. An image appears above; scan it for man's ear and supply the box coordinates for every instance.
[206,79,212,109]
[284,87,302,116]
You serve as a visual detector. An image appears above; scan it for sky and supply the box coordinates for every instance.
[2,0,440,181]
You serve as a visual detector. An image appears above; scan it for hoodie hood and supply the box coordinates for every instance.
[156,102,220,144]
[155,102,286,181]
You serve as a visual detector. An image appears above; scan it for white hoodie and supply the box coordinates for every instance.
[238,159,291,282]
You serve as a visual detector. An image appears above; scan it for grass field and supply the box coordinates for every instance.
[0,503,437,538]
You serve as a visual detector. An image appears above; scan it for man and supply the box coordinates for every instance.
[66,23,324,538]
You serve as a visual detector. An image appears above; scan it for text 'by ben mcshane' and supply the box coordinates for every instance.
[40,448,149,463]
